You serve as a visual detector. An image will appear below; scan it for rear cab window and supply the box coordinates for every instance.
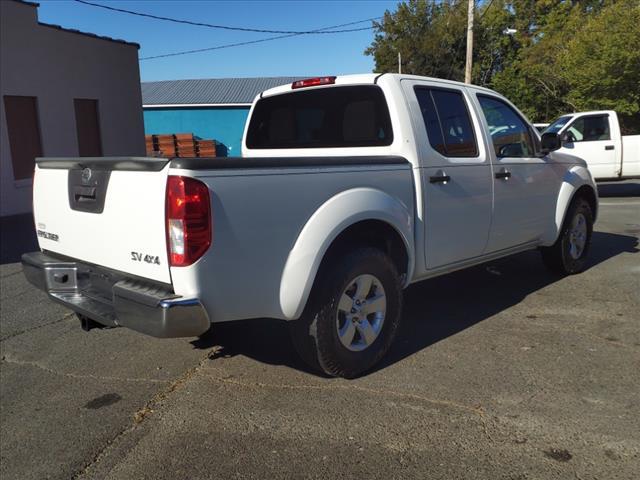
[246,86,393,149]
[414,87,478,158]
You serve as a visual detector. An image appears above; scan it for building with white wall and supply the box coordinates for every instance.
[0,0,145,217]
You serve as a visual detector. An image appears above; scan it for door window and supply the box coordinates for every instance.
[545,115,572,134]
[565,115,610,143]
[414,87,478,157]
[478,95,534,158]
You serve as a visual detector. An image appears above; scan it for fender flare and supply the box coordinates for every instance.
[279,187,414,320]
[541,165,598,245]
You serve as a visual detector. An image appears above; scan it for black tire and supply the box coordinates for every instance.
[540,197,593,275]
[289,248,403,379]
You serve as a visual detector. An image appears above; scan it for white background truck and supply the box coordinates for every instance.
[544,110,640,180]
[23,74,598,378]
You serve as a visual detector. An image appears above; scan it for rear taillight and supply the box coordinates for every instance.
[291,76,336,89]
[166,176,211,267]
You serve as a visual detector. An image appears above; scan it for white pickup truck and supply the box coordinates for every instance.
[544,110,640,180]
[23,74,598,378]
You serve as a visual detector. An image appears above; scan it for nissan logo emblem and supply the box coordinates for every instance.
[81,167,92,183]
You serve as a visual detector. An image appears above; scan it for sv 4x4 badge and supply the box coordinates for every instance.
[131,252,161,265]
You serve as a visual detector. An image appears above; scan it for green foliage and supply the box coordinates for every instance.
[365,0,468,79]
[560,0,640,133]
[366,0,640,132]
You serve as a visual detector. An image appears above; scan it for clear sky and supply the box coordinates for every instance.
[36,0,400,81]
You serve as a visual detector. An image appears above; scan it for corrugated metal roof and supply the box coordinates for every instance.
[141,77,305,106]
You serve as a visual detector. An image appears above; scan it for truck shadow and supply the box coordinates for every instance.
[597,181,640,197]
[1,214,38,265]
[192,231,639,377]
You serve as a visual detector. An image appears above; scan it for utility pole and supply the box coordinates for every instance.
[398,51,402,74]
[465,0,474,84]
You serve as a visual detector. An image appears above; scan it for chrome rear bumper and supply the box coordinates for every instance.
[22,251,210,338]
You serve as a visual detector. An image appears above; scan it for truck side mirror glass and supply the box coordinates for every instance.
[541,132,561,154]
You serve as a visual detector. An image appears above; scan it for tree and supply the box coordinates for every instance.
[366,1,639,131]
[365,0,535,86]
[560,0,640,133]
[365,0,469,80]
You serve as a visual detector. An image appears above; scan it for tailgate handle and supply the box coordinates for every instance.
[67,169,110,213]
[74,186,97,203]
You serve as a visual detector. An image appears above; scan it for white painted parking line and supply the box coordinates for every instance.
[599,201,640,206]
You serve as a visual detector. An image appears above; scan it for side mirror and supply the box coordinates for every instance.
[540,132,561,154]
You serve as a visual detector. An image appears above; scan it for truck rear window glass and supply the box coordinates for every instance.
[414,87,478,157]
[246,86,393,149]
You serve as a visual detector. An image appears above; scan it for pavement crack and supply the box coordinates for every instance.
[206,370,499,444]
[0,270,24,280]
[581,331,639,350]
[1,355,167,384]
[1,286,35,300]
[0,313,75,342]
[205,368,485,416]
[72,347,218,480]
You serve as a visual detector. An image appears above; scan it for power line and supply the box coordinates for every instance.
[74,0,378,35]
[480,0,496,18]
[140,19,378,61]
[140,34,304,60]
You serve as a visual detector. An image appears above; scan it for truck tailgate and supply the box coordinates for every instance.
[33,157,172,284]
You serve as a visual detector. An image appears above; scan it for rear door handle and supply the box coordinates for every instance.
[495,169,511,180]
[429,173,451,184]
[605,145,614,151]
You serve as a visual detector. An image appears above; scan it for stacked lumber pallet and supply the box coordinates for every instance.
[175,133,197,158]
[196,139,216,157]
[155,134,177,157]
[145,135,155,154]
[145,133,217,158]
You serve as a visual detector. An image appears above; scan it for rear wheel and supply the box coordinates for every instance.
[289,248,402,378]
[540,197,593,275]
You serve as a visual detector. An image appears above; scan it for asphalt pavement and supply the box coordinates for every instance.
[1,181,639,480]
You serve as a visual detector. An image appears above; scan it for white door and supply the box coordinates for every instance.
[402,80,493,269]
[559,114,619,178]
[473,94,561,253]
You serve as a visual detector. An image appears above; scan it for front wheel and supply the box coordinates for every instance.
[540,197,593,275]
[289,248,403,379]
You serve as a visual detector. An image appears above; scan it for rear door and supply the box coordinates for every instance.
[402,80,493,269]
[33,158,172,283]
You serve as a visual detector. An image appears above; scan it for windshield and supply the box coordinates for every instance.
[246,85,393,149]
[544,115,573,134]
